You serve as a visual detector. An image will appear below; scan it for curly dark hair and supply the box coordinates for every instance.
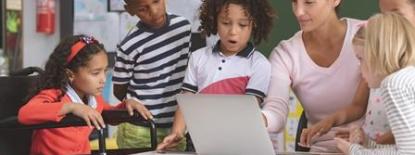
[28,35,106,101]
[199,0,276,45]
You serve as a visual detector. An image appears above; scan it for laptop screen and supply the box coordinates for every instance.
[177,94,275,155]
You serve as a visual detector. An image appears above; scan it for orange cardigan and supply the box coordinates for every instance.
[18,89,124,155]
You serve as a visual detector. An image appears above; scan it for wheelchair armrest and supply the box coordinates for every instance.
[0,110,158,154]
[0,115,86,130]
[0,110,155,130]
[102,109,151,126]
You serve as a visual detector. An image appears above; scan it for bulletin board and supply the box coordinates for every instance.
[4,0,23,71]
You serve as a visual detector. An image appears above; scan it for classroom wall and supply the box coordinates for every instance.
[19,0,379,68]
[22,0,61,68]
[256,0,379,57]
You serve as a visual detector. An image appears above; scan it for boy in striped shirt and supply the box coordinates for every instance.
[112,0,191,150]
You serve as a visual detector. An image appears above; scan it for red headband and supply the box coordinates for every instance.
[67,36,97,63]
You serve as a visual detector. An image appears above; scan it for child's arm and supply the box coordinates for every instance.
[335,137,399,155]
[18,89,105,129]
[157,91,193,151]
[157,51,199,151]
[300,79,370,146]
[59,103,106,129]
[18,89,68,124]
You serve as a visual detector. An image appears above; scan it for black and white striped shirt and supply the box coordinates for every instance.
[350,66,415,154]
[113,14,191,127]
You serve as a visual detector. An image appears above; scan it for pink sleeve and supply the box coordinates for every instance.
[262,43,293,133]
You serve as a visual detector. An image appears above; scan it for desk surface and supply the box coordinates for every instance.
[132,151,344,155]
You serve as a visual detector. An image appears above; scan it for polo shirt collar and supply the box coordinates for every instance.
[212,41,255,58]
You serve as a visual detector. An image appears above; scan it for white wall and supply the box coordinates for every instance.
[22,0,60,68]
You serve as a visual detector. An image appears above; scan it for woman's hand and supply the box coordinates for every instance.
[124,99,153,120]
[300,117,335,146]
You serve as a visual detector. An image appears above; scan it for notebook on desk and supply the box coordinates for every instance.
[176,94,275,155]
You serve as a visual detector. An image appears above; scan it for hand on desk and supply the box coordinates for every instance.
[156,132,184,152]
[300,117,336,146]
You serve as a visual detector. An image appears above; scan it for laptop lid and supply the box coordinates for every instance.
[177,94,275,155]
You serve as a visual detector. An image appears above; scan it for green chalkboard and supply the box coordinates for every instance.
[257,0,379,57]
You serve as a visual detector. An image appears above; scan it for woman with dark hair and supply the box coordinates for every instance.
[262,0,368,152]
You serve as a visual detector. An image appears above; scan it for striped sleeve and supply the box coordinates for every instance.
[112,43,136,85]
[349,144,398,155]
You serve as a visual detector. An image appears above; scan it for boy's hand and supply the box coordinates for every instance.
[124,99,153,120]
[69,103,105,130]
[375,130,395,144]
[334,137,351,154]
[300,117,335,146]
[156,132,184,152]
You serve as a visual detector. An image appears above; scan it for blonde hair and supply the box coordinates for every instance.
[364,12,415,77]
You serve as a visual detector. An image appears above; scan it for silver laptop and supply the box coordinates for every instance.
[177,94,275,155]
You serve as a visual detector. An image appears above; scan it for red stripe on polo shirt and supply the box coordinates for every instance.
[200,76,249,94]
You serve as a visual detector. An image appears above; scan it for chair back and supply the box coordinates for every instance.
[0,67,43,155]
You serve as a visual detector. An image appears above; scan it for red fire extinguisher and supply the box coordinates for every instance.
[36,0,55,34]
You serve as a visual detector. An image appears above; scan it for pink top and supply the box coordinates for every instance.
[262,18,364,152]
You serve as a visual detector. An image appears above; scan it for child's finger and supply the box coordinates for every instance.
[89,115,101,130]
[83,116,92,128]
[166,143,179,150]
[138,109,148,120]
[96,114,106,129]
[144,109,153,120]
[126,104,134,116]
[157,140,171,151]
